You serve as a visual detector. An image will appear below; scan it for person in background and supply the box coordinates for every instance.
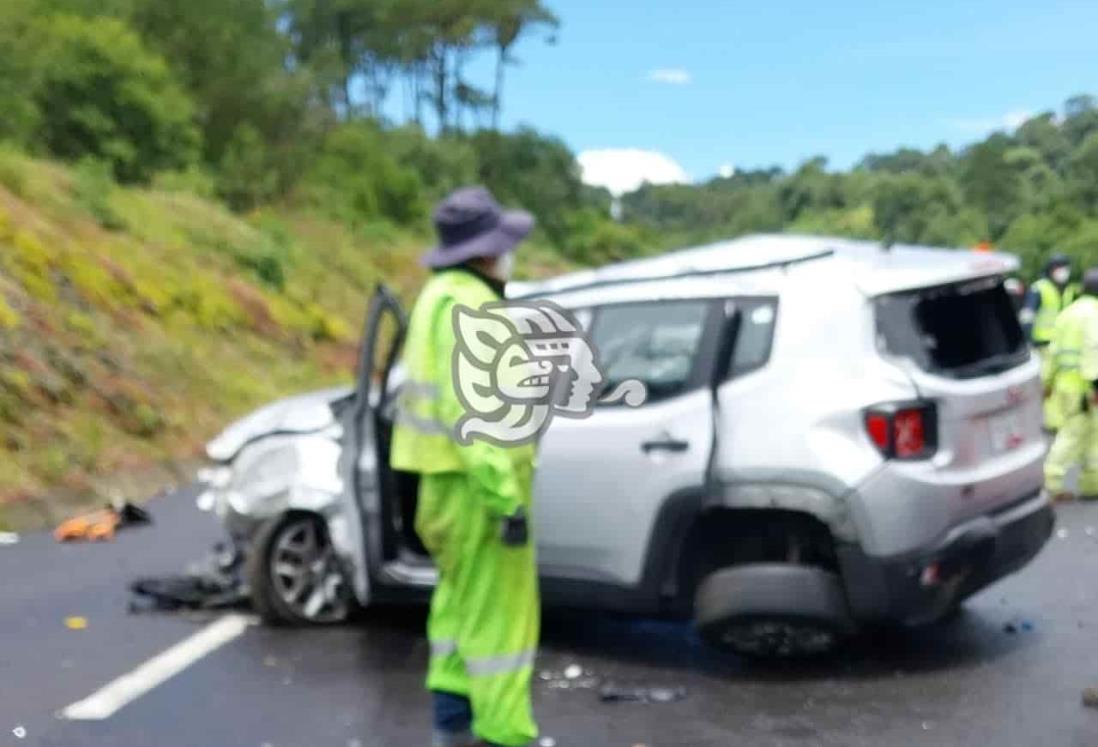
[390,186,540,747]
[1024,254,1080,431]
[1043,268,1098,502]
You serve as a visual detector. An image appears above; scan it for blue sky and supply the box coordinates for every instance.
[461,0,1098,189]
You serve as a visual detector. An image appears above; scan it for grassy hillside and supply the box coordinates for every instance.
[0,150,571,529]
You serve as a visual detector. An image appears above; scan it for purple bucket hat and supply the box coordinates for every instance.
[421,186,535,269]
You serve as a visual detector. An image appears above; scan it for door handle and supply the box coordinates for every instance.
[641,437,690,454]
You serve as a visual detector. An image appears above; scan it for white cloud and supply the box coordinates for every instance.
[648,68,692,85]
[946,109,1033,134]
[718,163,736,179]
[577,148,690,197]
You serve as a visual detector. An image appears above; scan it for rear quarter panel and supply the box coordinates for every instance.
[712,271,914,543]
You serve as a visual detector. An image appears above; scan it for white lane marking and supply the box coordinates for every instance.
[59,614,255,720]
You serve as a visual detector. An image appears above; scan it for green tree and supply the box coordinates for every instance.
[130,0,310,166]
[1063,94,1098,146]
[303,121,425,226]
[385,125,479,198]
[959,134,1024,239]
[33,14,200,182]
[873,173,982,245]
[1067,132,1098,214]
[467,127,583,242]
[217,124,279,211]
[488,0,558,129]
[777,157,846,222]
[1016,112,1070,172]
[0,1,44,145]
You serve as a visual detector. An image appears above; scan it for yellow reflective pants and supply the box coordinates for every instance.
[1044,393,1098,495]
[417,471,539,747]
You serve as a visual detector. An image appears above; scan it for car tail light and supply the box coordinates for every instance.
[863,402,937,460]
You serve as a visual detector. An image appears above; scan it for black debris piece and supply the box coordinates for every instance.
[598,683,687,704]
[129,543,247,613]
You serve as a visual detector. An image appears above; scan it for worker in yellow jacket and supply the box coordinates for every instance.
[391,186,539,747]
[1043,268,1098,502]
[1025,254,1080,430]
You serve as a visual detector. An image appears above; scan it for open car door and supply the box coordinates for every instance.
[334,284,407,607]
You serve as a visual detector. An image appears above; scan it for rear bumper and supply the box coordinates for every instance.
[837,489,1053,626]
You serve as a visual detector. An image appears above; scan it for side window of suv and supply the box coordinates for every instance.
[588,300,711,403]
[725,298,778,378]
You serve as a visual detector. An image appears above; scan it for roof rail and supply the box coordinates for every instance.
[511,247,835,299]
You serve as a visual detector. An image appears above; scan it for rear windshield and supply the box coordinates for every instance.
[875,277,1028,378]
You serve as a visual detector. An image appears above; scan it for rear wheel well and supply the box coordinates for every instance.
[677,508,839,604]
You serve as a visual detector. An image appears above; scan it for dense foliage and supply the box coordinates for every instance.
[3,0,1096,275]
[2,0,1098,519]
[622,96,1098,278]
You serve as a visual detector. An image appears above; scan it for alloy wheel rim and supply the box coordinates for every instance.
[270,517,348,623]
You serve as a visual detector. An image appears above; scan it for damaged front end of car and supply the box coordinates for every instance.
[195,386,361,624]
[197,386,352,542]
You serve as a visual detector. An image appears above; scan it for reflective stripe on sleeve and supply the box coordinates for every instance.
[1056,349,1082,368]
[465,649,536,677]
[395,408,451,436]
[430,639,458,658]
[402,380,439,401]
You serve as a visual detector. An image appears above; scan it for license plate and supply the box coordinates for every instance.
[989,409,1025,452]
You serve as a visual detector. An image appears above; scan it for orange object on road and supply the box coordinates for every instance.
[53,502,151,542]
[53,509,120,542]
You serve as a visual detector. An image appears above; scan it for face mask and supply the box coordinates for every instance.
[1052,266,1071,285]
[492,252,515,282]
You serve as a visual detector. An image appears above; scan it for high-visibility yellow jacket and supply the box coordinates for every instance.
[1043,295,1098,414]
[390,268,533,516]
[1032,277,1081,345]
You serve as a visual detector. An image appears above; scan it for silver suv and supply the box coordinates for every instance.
[199,234,1054,655]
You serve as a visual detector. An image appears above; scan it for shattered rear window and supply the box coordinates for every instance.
[875,277,1028,378]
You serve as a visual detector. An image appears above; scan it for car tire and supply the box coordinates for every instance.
[247,512,354,626]
[694,563,854,658]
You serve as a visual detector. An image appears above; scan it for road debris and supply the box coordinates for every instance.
[12,725,26,739]
[599,683,687,704]
[54,502,151,542]
[129,543,246,613]
[538,664,600,691]
[537,737,557,747]
[65,616,88,630]
[1003,619,1034,634]
[1057,528,1069,540]
[1082,687,1098,708]
[0,531,19,545]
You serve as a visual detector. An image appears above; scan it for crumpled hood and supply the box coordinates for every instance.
[206,386,353,463]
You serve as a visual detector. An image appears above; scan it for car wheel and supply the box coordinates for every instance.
[694,563,853,658]
[247,513,353,625]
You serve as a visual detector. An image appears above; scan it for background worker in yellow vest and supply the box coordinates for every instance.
[1043,268,1098,502]
[1024,254,1080,430]
[391,186,539,747]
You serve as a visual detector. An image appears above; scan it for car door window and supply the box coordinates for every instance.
[725,298,778,378]
[589,300,710,402]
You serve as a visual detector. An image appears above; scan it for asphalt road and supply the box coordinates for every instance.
[3,486,1098,747]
